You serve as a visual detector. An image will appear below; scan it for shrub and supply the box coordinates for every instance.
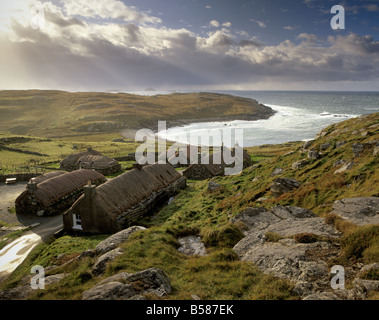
[209,249,239,262]
[293,233,320,243]
[341,225,379,261]
[201,223,244,248]
[265,232,283,243]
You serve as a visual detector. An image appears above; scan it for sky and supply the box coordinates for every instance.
[0,0,378,91]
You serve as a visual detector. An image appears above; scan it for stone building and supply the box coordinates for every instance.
[60,147,121,175]
[183,163,224,180]
[183,146,252,180]
[15,169,106,216]
[63,164,187,234]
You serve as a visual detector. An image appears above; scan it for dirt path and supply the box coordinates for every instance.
[0,182,63,283]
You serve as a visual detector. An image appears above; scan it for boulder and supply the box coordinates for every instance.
[302,140,313,149]
[334,161,354,174]
[207,181,222,192]
[330,197,379,226]
[308,150,321,160]
[178,236,207,256]
[230,207,281,231]
[94,226,146,256]
[320,143,331,151]
[291,160,308,170]
[374,145,379,156]
[270,178,301,197]
[271,168,284,177]
[270,206,317,219]
[122,267,172,297]
[82,267,172,300]
[82,281,136,300]
[352,143,364,157]
[92,248,124,276]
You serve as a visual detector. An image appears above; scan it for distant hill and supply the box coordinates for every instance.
[0,90,274,138]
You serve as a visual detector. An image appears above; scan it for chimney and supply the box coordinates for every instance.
[133,163,143,170]
[27,179,37,193]
[83,182,96,200]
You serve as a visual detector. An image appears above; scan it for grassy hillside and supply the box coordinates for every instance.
[2,112,378,300]
[0,90,274,138]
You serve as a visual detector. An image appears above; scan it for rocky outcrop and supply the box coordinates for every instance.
[207,181,222,192]
[92,248,124,276]
[270,178,301,197]
[94,226,146,256]
[330,197,379,225]
[82,268,172,300]
[232,197,379,300]
[334,161,354,174]
[291,160,308,170]
[308,149,321,160]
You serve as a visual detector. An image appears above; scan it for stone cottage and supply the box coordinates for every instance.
[183,146,252,180]
[60,147,121,175]
[15,169,106,216]
[183,163,225,180]
[63,164,187,234]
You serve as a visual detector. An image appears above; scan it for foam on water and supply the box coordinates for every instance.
[158,103,361,147]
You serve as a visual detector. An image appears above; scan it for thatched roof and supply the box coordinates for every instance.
[60,148,102,167]
[77,154,120,170]
[70,164,182,218]
[16,169,105,207]
[31,171,66,184]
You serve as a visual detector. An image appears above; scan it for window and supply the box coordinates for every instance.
[73,214,83,230]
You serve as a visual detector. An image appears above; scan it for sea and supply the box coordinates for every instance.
[126,90,379,147]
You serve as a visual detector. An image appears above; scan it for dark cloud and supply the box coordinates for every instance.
[0,1,378,90]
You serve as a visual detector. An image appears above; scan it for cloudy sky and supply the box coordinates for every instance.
[0,0,378,91]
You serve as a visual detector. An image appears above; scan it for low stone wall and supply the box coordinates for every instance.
[0,173,39,183]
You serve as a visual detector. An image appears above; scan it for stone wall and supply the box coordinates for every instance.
[0,173,39,183]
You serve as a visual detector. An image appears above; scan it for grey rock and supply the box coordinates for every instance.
[271,168,284,177]
[207,181,222,192]
[83,267,172,300]
[374,146,379,156]
[360,263,379,275]
[123,267,172,297]
[94,226,146,256]
[308,150,321,160]
[92,248,123,276]
[230,207,281,231]
[331,197,379,225]
[270,178,301,197]
[266,218,340,238]
[302,140,314,149]
[320,143,331,151]
[82,281,135,300]
[352,143,364,157]
[178,236,207,256]
[270,206,317,219]
[78,250,95,260]
[334,161,354,174]
[336,141,346,148]
[353,279,379,293]
[291,159,308,170]
[333,159,347,167]
[302,292,341,300]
